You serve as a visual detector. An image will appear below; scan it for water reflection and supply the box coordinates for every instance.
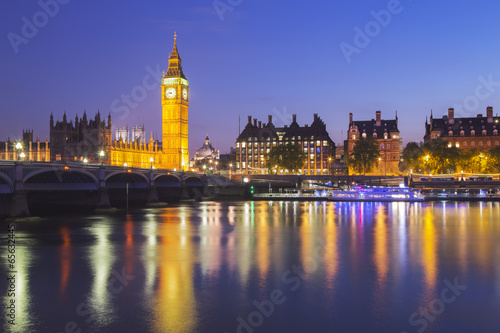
[4,201,500,332]
[153,209,197,333]
[87,222,116,327]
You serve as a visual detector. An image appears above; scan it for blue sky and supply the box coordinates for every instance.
[2,0,500,154]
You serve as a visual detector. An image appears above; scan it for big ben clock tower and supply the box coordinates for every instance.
[162,32,189,170]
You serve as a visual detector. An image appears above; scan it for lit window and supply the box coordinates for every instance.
[456,142,460,148]
[242,142,246,148]
[362,133,366,138]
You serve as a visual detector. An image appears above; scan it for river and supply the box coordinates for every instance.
[2,201,500,333]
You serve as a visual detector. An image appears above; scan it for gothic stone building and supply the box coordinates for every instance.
[424,107,500,150]
[50,111,112,163]
[235,114,335,175]
[347,110,403,176]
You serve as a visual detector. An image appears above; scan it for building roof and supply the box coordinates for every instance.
[194,135,218,159]
[426,114,500,137]
[237,114,334,143]
[164,33,186,79]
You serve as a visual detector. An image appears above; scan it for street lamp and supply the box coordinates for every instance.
[83,158,88,164]
[150,157,154,169]
[15,142,23,160]
[19,152,26,160]
[99,150,105,165]
[203,164,206,174]
[229,163,233,179]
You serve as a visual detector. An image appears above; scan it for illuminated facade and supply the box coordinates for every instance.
[161,33,189,171]
[49,35,190,170]
[0,130,50,162]
[235,114,336,175]
[347,111,403,176]
[424,107,500,150]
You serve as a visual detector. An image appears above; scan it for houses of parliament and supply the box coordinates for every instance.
[6,34,190,171]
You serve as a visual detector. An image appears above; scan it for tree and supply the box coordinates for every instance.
[349,137,380,175]
[401,141,422,172]
[487,146,500,173]
[266,143,306,174]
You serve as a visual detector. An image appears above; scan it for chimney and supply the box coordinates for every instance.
[375,111,381,126]
[248,116,252,124]
[448,108,454,124]
[253,118,257,127]
[314,113,318,121]
[292,114,297,123]
[487,106,493,123]
[349,113,353,124]
[258,121,262,128]
[268,115,272,124]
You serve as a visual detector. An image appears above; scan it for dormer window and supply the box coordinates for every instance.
[384,133,388,139]
[471,130,475,136]
[373,133,377,139]
[362,133,366,138]
[482,130,487,136]
[448,130,453,136]
[460,130,464,137]
[494,129,498,136]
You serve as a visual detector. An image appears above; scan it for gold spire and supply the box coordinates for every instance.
[165,32,185,79]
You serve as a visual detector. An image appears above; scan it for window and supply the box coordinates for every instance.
[384,133,388,139]
[487,141,491,147]
[362,133,366,138]
[495,141,499,146]
[456,142,460,148]
[352,135,356,139]
[494,129,498,136]
[460,130,464,137]
[471,130,475,136]
[479,141,483,147]
[449,130,453,136]
[242,142,246,148]
[381,145,385,149]
[236,142,240,148]
[373,133,377,139]
[482,130,487,136]
[471,141,476,147]
[463,141,468,147]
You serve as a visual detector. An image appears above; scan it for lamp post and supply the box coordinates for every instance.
[150,157,154,169]
[99,150,105,165]
[19,152,26,161]
[229,163,232,179]
[203,164,206,174]
[15,142,23,161]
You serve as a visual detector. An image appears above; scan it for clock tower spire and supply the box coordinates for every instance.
[161,32,190,171]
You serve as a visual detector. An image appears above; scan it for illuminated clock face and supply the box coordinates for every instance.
[165,87,176,99]
[182,88,188,100]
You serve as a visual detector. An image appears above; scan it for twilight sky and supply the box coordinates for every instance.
[2,0,500,154]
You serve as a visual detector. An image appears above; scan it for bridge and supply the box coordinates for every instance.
[0,161,241,217]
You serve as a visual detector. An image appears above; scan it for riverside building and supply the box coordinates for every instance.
[347,110,403,176]
[235,114,335,175]
[424,107,500,150]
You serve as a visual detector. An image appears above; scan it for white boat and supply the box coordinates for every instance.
[328,184,424,202]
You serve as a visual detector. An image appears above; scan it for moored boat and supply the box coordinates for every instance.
[328,184,424,202]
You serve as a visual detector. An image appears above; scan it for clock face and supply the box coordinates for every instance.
[165,87,176,99]
[182,88,188,100]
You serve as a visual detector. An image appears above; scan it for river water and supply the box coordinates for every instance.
[2,201,500,333]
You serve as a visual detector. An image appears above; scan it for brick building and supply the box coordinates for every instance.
[424,107,500,150]
[347,110,403,175]
[235,114,335,175]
